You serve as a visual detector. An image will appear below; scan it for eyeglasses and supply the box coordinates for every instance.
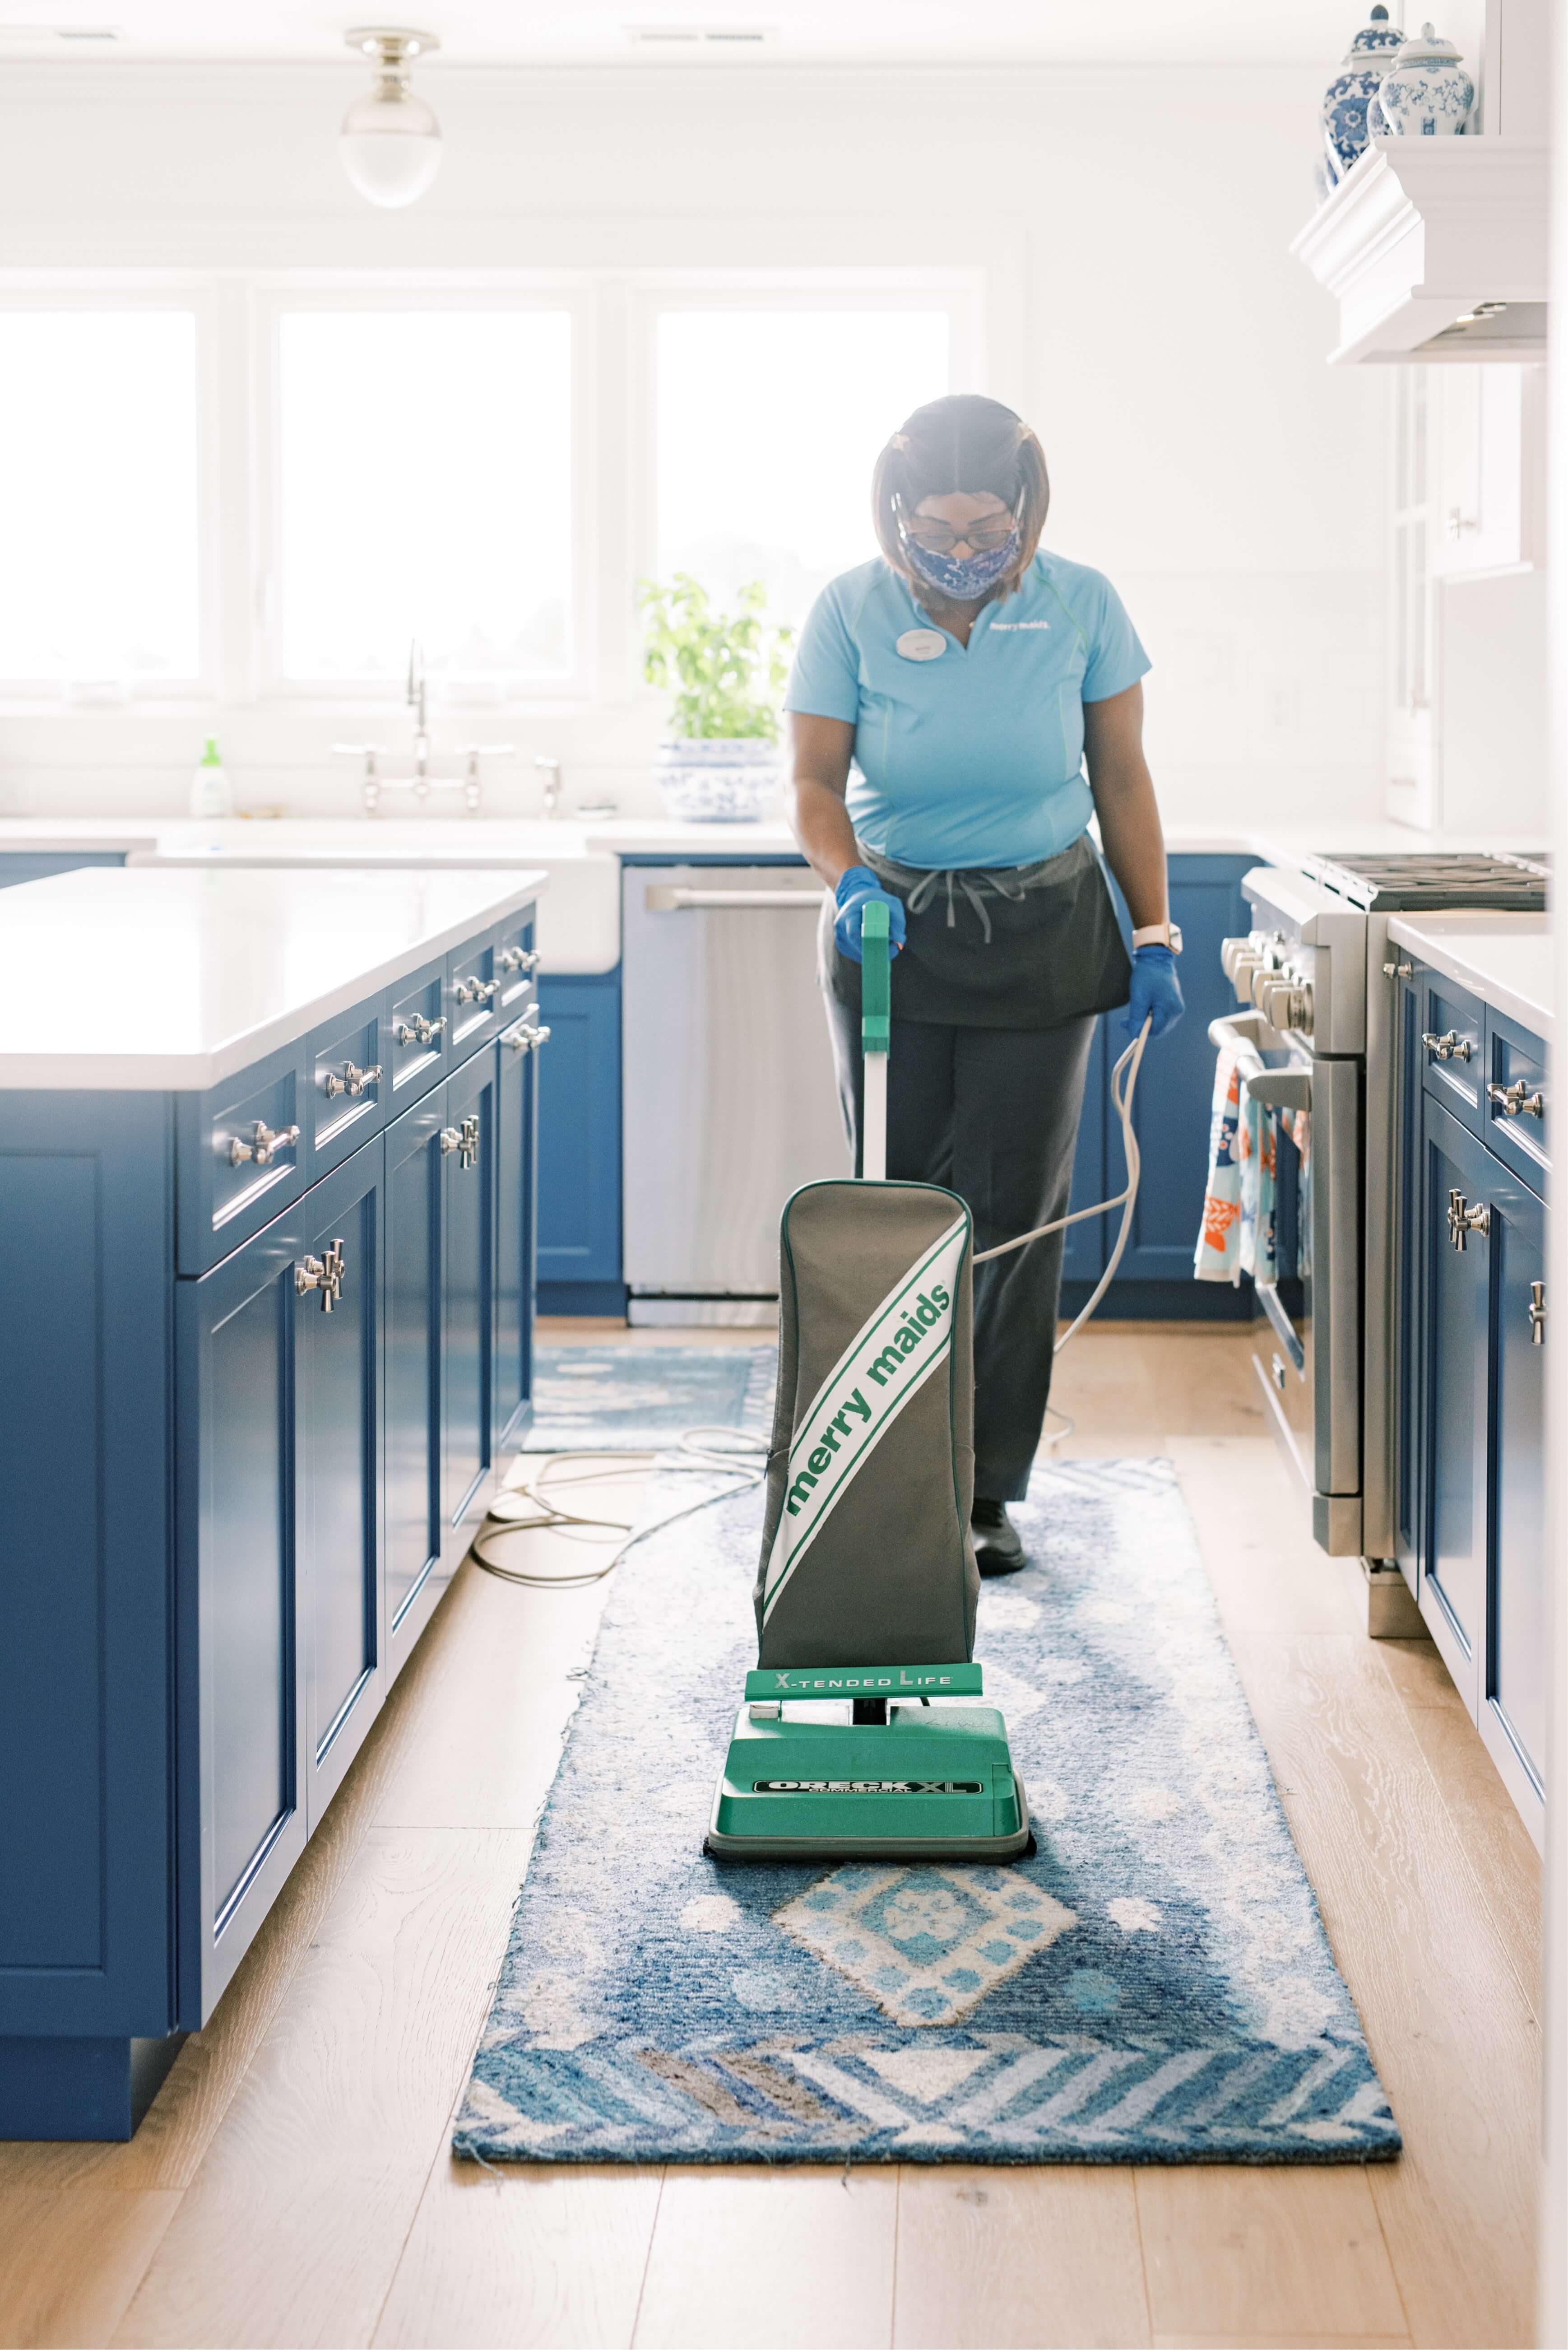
[895,503,1017,556]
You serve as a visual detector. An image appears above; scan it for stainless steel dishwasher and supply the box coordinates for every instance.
[622,862,847,1322]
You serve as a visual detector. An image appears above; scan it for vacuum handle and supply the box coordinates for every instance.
[861,900,890,1181]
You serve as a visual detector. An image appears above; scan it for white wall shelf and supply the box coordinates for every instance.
[1291,139,1548,366]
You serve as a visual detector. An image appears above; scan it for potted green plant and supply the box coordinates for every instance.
[637,573,795,822]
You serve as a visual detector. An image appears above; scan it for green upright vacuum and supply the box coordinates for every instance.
[705,899,1030,1861]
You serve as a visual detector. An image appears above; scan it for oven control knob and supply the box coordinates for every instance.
[1220,934,1256,984]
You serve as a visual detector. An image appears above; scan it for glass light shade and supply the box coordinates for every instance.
[339,86,442,209]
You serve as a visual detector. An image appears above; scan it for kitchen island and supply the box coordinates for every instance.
[0,866,546,2138]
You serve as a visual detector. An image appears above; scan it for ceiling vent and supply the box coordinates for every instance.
[626,25,777,45]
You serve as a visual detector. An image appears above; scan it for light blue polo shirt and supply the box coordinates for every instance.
[784,550,1150,871]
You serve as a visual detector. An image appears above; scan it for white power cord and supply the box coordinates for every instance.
[473,1015,1151,1575]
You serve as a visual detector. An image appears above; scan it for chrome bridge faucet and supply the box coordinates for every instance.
[335,640,513,816]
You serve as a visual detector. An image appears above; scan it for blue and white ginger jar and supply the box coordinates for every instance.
[1378,22,1475,135]
[1321,4,1405,184]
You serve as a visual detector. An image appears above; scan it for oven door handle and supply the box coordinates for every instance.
[1207,1013,1312,1111]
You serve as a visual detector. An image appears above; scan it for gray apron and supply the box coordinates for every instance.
[819,831,1131,1031]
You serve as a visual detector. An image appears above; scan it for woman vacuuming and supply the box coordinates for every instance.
[785,391,1183,1575]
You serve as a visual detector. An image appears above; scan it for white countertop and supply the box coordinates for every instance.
[1387,913,1554,1044]
[0,865,547,1091]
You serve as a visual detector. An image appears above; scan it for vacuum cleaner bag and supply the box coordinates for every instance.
[755,1179,979,1669]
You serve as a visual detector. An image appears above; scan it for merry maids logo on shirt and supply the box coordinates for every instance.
[988,620,1051,632]
[761,1213,969,1625]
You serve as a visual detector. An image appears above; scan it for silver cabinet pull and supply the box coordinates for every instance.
[453,976,483,1005]
[1530,1280,1547,1345]
[1447,1188,1491,1251]
[322,1059,382,1100]
[229,1119,299,1168]
[395,1014,446,1047]
[295,1237,345,1311]
[440,1118,480,1168]
[499,945,541,975]
[1486,1078,1545,1120]
[506,1019,552,1054]
[1382,960,1414,979]
[1423,1030,1474,1063]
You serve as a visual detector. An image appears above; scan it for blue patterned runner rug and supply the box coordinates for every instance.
[518,1344,775,1452]
[454,1458,1399,2165]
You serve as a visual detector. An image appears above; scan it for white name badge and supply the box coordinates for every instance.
[895,628,946,662]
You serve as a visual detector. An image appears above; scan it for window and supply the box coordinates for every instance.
[0,309,200,690]
[274,307,574,689]
[654,307,953,627]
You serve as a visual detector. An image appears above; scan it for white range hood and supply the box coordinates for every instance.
[1291,137,1548,363]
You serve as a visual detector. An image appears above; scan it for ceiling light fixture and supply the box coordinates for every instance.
[340,27,442,211]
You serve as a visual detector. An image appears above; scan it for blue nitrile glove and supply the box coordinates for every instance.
[1122,944,1185,1039]
[834,865,906,965]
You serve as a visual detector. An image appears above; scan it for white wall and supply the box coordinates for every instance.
[0,59,1388,827]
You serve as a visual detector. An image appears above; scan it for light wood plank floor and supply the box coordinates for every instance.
[0,1323,1540,2350]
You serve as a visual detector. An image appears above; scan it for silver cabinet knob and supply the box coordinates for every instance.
[1447,1188,1491,1252]
[1382,960,1414,979]
[230,1118,299,1168]
[1423,1030,1474,1063]
[439,1126,461,1155]
[506,1019,552,1054]
[295,1237,345,1310]
[499,945,542,976]
[1486,1078,1545,1120]
[1530,1280,1547,1345]
[323,1059,382,1099]
[453,976,482,1005]
[395,1014,446,1047]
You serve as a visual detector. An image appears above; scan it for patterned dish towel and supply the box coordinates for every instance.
[1194,1049,1280,1286]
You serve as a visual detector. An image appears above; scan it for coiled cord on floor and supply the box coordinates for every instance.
[471,1427,767,1589]
[474,1016,1150,1571]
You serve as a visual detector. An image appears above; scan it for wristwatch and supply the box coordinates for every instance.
[1132,921,1183,954]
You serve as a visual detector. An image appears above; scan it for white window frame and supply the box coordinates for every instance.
[0,265,991,733]
[249,275,597,711]
[0,274,221,709]
[630,270,983,685]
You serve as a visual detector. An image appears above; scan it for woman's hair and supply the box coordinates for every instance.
[872,393,1049,593]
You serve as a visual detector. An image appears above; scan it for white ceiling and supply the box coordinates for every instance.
[0,0,1370,65]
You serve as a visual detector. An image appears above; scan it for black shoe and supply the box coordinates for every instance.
[971,1498,1025,1577]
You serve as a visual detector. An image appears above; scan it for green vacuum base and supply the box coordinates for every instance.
[704,1699,1031,1861]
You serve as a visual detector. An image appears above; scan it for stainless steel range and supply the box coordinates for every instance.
[1215,851,1548,1560]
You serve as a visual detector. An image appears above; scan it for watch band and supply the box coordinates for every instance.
[1132,921,1183,954]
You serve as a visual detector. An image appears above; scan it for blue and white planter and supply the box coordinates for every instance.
[1321,3,1406,184]
[1377,21,1475,135]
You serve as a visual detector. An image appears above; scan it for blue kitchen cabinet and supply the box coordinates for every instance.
[442,1046,497,1534]
[0,890,541,2136]
[495,1014,543,1449]
[1405,982,1548,1847]
[177,1210,308,2022]
[0,1095,177,2140]
[0,850,127,889]
[384,1092,445,1681]
[292,1144,385,1831]
[536,971,624,1314]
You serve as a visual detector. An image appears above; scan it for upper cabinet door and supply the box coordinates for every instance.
[1431,364,1545,580]
[292,1140,385,1833]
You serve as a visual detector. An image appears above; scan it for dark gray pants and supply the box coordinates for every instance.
[823,1000,1097,1503]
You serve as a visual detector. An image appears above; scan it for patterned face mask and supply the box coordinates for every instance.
[903,530,1021,602]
